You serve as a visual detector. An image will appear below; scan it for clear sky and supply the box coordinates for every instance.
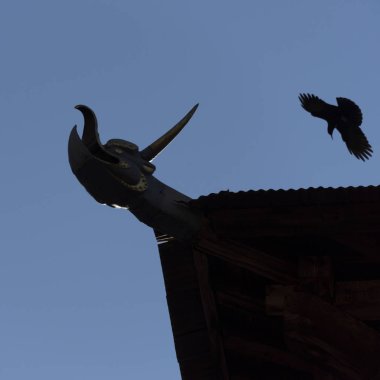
[1,1,380,379]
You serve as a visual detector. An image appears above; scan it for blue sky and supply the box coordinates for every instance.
[1,1,380,379]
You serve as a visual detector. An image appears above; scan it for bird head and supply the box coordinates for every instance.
[327,123,335,140]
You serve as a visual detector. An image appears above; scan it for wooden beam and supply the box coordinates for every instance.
[215,290,264,314]
[333,234,380,263]
[267,281,380,321]
[193,250,230,380]
[284,290,380,380]
[266,285,294,316]
[298,256,334,300]
[158,237,226,379]
[207,203,380,239]
[195,238,297,284]
[335,280,380,320]
[224,335,317,375]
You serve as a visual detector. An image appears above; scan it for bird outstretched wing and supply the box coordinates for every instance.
[339,124,372,161]
[336,97,363,126]
[299,93,337,120]
[335,98,371,161]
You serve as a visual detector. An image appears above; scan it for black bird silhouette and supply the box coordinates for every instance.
[299,93,373,161]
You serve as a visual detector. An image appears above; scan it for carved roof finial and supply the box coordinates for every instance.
[141,104,199,162]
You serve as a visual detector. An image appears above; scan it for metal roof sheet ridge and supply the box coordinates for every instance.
[191,185,380,209]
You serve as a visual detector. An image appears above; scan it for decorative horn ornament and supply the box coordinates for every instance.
[141,103,199,161]
[68,104,201,241]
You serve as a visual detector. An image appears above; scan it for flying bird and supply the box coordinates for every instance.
[299,93,373,161]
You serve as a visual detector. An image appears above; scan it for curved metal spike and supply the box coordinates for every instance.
[75,105,103,154]
[140,104,199,162]
[75,105,119,163]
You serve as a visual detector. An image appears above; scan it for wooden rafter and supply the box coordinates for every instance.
[223,335,316,375]
[284,290,380,379]
[195,238,297,284]
[207,203,380,239]
[193,250,230,380]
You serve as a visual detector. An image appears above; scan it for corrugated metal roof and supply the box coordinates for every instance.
[191,185,380,210]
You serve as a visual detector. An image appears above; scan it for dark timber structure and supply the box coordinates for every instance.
[69,105,380,380]
[158,186,380,379]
